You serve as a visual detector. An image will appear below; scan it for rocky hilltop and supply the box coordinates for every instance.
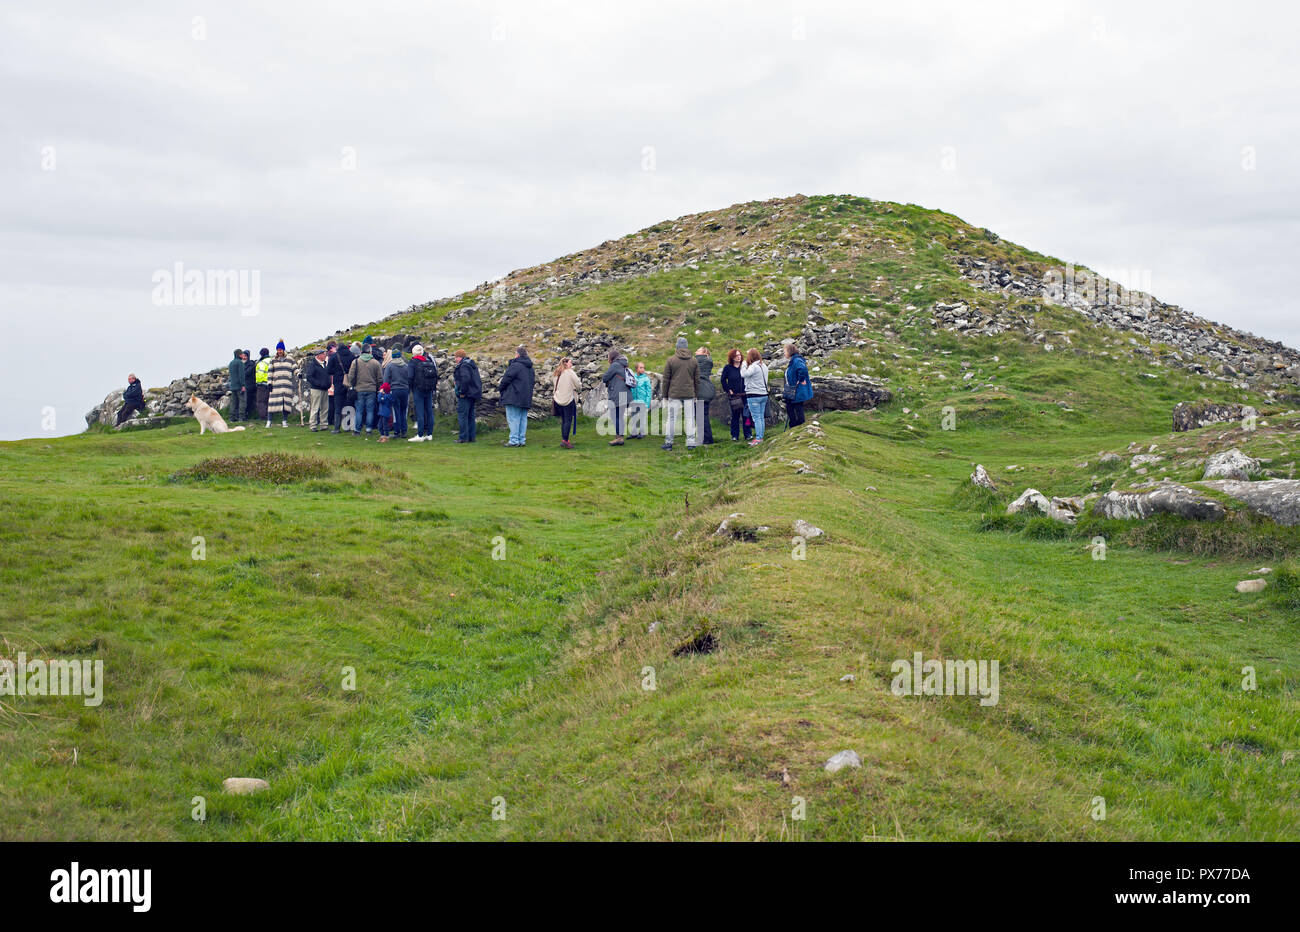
[86,193,1299,428]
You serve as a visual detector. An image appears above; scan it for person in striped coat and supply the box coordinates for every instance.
[265,340,297,428]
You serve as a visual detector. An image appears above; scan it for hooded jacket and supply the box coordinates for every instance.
[409,354,438,392]
[383,355,411,391]
[601,357,631,399]
[784,353,814,403]
[455,357,482,400]
[229,353,244,390]
[661,346,699,400]
[123,379,144,406]
[498,353,536,408]
[346,352,383,393]
[695,355,717,400]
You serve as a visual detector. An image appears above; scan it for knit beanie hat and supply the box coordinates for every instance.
[381,382,391,392]
[412,344,424,356]
[259,347,269,357]
[276,339,286,352]
[392,348,402,358]
[676,337,689,350]
[350,342,362,354]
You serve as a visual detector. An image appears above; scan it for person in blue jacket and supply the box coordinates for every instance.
[782,343,813,428]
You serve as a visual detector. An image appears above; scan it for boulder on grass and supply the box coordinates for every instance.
[1202,448,1261,481]
[1199,479,1300,526]
[1092,482,1225,522]
[1008,488,1077,523]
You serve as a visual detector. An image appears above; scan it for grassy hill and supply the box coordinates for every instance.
[5,195,1298,840]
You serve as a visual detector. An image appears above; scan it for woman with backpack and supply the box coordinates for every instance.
[720,348,752,442]
[739,348,769,446]
[552,357,582,449]
[782,343,813,428]
[407,344,438,442]
[600,350,632,446]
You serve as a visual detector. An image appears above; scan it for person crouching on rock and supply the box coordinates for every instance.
[116,373,145,425]
[377,382,394,442]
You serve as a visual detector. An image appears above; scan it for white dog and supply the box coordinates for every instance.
[185,394,246,434]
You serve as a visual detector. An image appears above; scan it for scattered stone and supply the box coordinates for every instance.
[222,777,269,795]
[793,519,824,539]
[1007,488,1077,523]
[1199,479,1300,526]
[839,674,855,683]
[970,464,997,491]
[1092,482,1226,522]
[1173,401,1247,432]
[1235,579,1267,594]
[824,750,862,773]
[1202,448,1261,481]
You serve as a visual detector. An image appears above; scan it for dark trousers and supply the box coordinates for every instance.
[256,384,270,420]
[228,386,244,421]
[729,399,753,440]
[115,401,144,425]
[412,389,434,437]
[333,387,352,431]
[558,400,577,441]
[243,385,256,419]
[327,392,337,425]
[786,400,806,427]
[457,397,477,441]
[700,398,714,444]
[391,389,410,437]
[610,396,625,437]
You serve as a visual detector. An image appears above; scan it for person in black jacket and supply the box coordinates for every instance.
[453,349,482,443]
[241,351,256,421]
[720,348,752,441]
[304,348,333,431]
[498,345,535,447]
[116,374,145,425]
[327,341,356,433]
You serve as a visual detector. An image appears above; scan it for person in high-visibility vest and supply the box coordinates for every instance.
[254,347,272,421]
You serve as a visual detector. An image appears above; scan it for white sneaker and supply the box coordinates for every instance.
[407,435,422,442]
[265,420,271,428]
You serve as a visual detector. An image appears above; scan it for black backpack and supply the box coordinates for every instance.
[412,357,438,391]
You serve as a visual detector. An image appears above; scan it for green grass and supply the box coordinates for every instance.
[1,403,1295,840]
[4,192,1297,840]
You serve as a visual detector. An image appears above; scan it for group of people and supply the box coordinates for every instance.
[119,334,815,447]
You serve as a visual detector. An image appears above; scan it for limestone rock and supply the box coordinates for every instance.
[970,464,997,491]
[222,777,270,795]
[1202,448,1261,481]
[1092,482,1225,522]
[793,519,824,539]
[1199,479,1300,526]
[1007,488,1076,523]
[824,750,861,773]
[1235,579,1267,594]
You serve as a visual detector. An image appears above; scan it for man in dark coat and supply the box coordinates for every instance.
[600,350,631,446]
[498,345,535,447]
[694,347,716,445]
[227,348,245,421]
[241,351,256,421]
[116,374,145,425]
[453,349,482,443]
[327,341,356,433]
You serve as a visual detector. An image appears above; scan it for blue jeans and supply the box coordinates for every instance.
[505,405,528,445]
[354,391,376,434]
[457,397,477,441]
[412,389,434,437]
[746,396,767,440]
[390,388,410,436]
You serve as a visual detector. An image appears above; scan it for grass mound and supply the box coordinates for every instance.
[172,452,333,483]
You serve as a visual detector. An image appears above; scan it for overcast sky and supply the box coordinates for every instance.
[2,0,1296,439]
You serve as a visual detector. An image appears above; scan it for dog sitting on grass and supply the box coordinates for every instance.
[185,394,246,434]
